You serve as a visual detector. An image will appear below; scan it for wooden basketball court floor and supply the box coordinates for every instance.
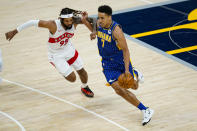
[0,0,197,130]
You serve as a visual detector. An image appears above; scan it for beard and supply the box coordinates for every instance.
[60,19,72,30]
[63,24,72,30]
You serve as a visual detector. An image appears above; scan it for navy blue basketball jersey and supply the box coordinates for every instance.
[97,21,125,70]
[97,21,135,84]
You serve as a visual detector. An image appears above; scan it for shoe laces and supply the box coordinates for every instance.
[143,109,150,119]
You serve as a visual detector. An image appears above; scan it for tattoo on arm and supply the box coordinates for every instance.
[73,16,83,24]
[73,17,95,24]
[87,17,97,32]
[73,16,97,32]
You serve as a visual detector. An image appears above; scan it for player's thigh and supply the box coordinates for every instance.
[71,55,84,71]
[50,56,73,77]
[103,69,122,85]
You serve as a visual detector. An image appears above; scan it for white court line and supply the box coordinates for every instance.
[0,110,26,131]
[2,79,130,131]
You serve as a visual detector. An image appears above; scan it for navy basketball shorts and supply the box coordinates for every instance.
[103,63,135,85]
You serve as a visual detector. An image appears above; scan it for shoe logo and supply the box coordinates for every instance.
[109,79,116,83]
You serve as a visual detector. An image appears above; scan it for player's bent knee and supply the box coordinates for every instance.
[65,72,76,82]
[111,82,125,96]
[132,81,138,90]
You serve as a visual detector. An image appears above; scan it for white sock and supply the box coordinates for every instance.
[81,83,88,88]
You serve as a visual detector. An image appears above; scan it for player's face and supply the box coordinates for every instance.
[63,18,73,29]
[98,12,111,28]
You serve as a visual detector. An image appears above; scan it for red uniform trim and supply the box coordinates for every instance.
[67,50,78,65]
[49,50,78,67]
[50,62,56,67]
[48,32,74,43]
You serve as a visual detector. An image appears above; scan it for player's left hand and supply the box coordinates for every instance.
[81,11,88,23]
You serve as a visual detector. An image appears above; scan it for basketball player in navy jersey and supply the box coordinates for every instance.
[85,5,154,125]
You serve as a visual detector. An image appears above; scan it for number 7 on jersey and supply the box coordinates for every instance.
[101,39,105,47]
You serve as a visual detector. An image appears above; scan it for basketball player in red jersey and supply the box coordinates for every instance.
[5,8,94,97]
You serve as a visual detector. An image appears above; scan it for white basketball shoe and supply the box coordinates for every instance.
[133,68,144,83]
[142,108,154,126]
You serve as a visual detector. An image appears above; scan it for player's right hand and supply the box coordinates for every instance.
[5,29,18,41]
[90,32,96,40]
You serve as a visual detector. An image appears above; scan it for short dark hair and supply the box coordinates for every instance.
[98,5,112,16]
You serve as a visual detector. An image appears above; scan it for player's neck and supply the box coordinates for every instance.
[105,19,112,28]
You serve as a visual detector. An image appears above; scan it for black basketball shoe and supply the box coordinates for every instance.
[81,86,94,97]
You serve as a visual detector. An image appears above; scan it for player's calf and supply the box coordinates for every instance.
[77,68,88,84]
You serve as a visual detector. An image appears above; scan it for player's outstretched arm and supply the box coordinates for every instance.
[74,11,97,31]
[73,11,96,31]
[84,16,97,40]
[113,26,130,74]
[87,17,98,40]
[5,20,56,41]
